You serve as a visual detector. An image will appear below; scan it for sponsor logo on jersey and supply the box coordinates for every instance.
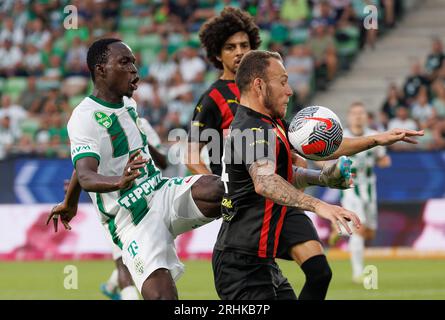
[118,173,163,209]
[192,121,205,127]
[221,197,233,209]
[94,111,112,129]
[127,240,139,258]
[71,145,92,156]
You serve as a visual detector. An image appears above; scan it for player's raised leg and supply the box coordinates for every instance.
[190,175,224,219]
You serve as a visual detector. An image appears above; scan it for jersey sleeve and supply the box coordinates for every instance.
[232,121,278,171]
[67,109,101,168]
[188,94,221,144]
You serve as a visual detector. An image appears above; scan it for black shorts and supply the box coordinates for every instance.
[276,208,321,261]
[212,250,297,300]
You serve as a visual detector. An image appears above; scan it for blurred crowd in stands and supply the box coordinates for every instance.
[1,0,437,161]
[379,37,445,151]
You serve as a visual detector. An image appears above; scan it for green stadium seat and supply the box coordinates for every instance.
[122,33,140,51]
[138,34,162,51]
[20,118,40,138]
[289,28,309,45]
[335,26,360,70]
[188,32,200,47]
[69,95,86,109]
[335,26,360,56]
[259,30,271,50]
[4,77,28,102]
[270,23,289,44]
[0,77,5,93]
[119,16,140,33]
[204,70,218,85]
[140,47,160,66]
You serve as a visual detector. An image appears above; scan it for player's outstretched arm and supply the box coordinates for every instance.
[249,159,360,235]
[46,170,82,232]
[76,150,148,193]
[326,128,424,160]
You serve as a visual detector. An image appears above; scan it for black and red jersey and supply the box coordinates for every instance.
[214,105,293,259]
[188,79,240,175]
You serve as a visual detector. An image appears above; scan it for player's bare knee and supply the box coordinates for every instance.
[193,175,224,202]
[141,269,178,300]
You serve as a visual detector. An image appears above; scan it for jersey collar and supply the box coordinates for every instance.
[89,95,124,109]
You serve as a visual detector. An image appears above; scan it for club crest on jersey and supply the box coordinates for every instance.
[94,111,112,129]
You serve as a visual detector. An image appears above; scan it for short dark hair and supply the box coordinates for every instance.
[87,38,122,82]
[235,50,282,94]
[199,7,261,70]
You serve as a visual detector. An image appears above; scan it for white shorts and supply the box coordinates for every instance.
[117,175,215,292]
[341,189,378,230]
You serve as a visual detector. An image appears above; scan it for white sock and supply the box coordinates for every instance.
[120,286,140,300]
[349,233,365,278]
[105,269,119,292]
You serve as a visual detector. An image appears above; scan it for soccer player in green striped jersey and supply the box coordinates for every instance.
[48,38,223,300]
[340,102,391,284]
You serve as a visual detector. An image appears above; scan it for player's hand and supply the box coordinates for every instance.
[46,202,77,232]
[313,201,361,235]
[118,150,148,190]
[319,156,353,190]
[375,128,424,146]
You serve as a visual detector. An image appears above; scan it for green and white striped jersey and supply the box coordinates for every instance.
[342,127,386,201]
[67,95,165,245]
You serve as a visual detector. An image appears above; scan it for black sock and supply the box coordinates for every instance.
[298,254,332,300]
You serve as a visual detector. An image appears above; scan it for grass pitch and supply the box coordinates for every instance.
[0,259,444,300]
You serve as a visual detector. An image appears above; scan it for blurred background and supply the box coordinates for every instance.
[0,0,445,299]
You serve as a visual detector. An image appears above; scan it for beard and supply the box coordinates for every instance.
[264,84,283,119]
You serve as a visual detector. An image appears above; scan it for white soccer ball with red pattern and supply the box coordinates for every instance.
[288,106,343,160]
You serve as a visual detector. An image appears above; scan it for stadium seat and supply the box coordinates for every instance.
[4,77,28,102]
[139,34,162,51]
[289,28,309,45]
[69,95,86,109]
[259,30,271,50]
[335,26,360,70]
[270,23,289,44]
[122,33,140,51]
[140,47,160,66]
[0,77,5,93]
[204,70,218,85]
[119,16,140,33]
[20,118,40,137]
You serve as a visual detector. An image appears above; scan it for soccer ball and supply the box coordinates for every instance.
[288,106,343,160]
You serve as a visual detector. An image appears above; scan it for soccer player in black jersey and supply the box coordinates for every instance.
[188,8,424,300]
[187,7,261,176]
[212,50,424,300]
[187,8,349,300]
